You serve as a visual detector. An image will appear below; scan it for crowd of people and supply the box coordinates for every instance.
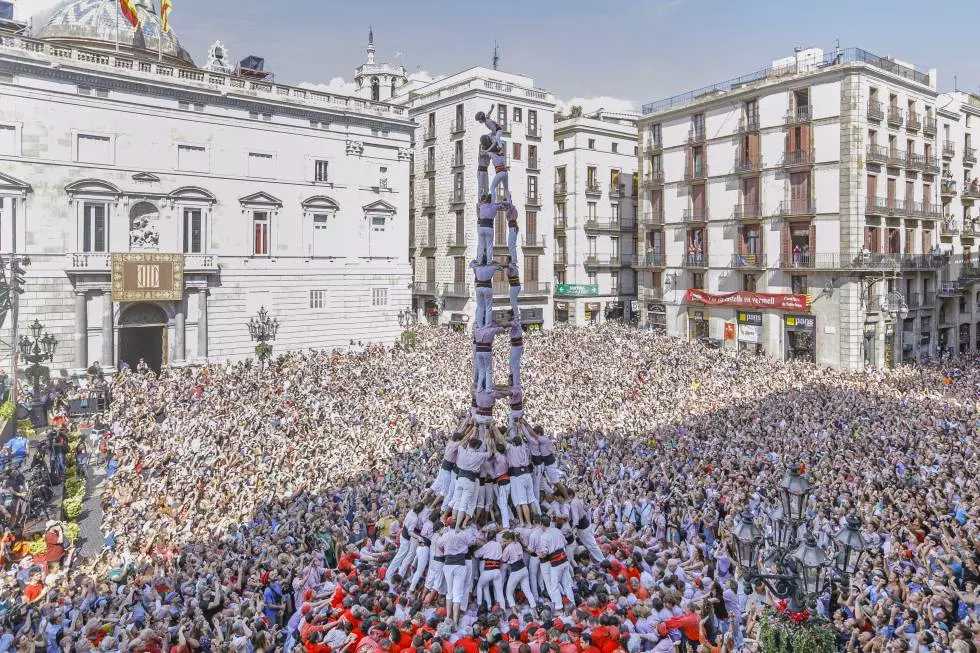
[0,324,975,652]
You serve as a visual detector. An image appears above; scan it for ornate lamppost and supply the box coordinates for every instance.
[731,465,870,651]
[18,318,57,426]
[246,306,279,371]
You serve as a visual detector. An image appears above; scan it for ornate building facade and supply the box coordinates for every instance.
[0,0,413,372]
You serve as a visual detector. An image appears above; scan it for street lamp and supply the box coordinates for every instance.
[18,318,57,426]
[246,306,279,369]
[732,464,866,616]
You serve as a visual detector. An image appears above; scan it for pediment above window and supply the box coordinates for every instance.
[0,172,31,195]
[170,186,218,205]
[239,191,283,209]
[132,172,161,183]
[65,178,122,204]
[302,195,340,211]
[362,199,396,214]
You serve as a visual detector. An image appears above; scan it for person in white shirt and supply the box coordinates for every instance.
[423,524,448,602]
[474,532,505,610]
[451,436,491,527]
[568,488,605,563]
[535,514,574,611]
[471,259,504,329]
[488,142,510,203]
[407,513,434,593]
[440,524,477,624]
[385,504,419,585]
[501,531,533,610]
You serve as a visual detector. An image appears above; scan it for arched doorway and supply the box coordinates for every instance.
[119,303,168,372]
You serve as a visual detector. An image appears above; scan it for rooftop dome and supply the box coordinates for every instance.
[36,0,194,66]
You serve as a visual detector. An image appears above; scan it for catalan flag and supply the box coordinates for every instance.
[160,0,172,33]
[119,0,139,28]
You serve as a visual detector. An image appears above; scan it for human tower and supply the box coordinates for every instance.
[383,110,604,625]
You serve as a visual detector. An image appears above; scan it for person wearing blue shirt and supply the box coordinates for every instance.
[263,571,285,626]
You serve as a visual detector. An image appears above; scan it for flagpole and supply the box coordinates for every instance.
[114,0,120,52]
[157,0,162,62]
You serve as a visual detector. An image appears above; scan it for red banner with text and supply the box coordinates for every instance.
[685,289,809,312]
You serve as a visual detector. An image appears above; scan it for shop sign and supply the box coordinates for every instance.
[685,289,808,311]
[738,323,762,343]
[111,253,183,301]
[736,311,762,326]
[785,314,816,330]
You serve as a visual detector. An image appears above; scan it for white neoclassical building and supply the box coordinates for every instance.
[0,0,414,373]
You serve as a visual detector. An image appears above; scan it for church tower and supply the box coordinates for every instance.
[353,27,407,102]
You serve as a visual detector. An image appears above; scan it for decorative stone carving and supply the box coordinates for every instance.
[206,40,232,73]
[346,140,364,157]
[397,146,412,161]
[129,201,161,251]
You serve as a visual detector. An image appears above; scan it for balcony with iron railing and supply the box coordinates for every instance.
[867,99,884,121]
[778,199,816,217]
[738,114,761,132]
[584,254,628,268]
[554,252,567,267]
[449,189,466,206]
[451,155,464,169]
[866,196,900,215]
[941,219,960,236]
[423,127,437,141]
[522,234,546,249]
[782,148,815,169]
[887,105,904,126]
[609,183,625,198]
[731,253,766,269]
[640,208,665,227]
[905,152,926,172]
[527,156,539,171]
[682,207,709,224]
[735,154,763,174]
[963,183,980,200]
[885,147,906,167]
[450,119,465,135]
[526,124,541,139]
[907,110,921,132]
[688,126,706,143]
[924,116,937,135]
[554,215,567,231]
[684,252,708,268]
[965,147,977,165]
[786,105,812,124]
[526,191,542,206]
[584,181,602,195]
[417,231,438,251]
[640,286,664,302]
[498,281,551,296]
[422,160,437,176]
[554,181,568,196]
[413,280,436,295]
[636,251,666,268]
[778,252,947,272]
[943,141,955,158]
[641,170,665,189]
[941,179,958,197]
[644,139,663,155]
[734,202,762,221]
[420,191,435,210]
[442,282,471,297]
[923,156,940,174]
[684,162,708,182]
[866,144,889,165]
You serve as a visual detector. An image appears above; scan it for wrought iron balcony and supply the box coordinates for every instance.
[450,119,465,135]
[640,287,664,302]
[449,190,466,206]
[554,215,567,231]
[943,141,955,158]
[905,152,926,172]
[965,147,977,165]
[442,282,471,297]
[782,148,814,169]
[584,218,625,232]
[867,100,884,121]
[941,219,960,236]
[524,192,541,206]
[731,253,766,269]
[906,110,921,132]
[417,233,437,251]
[640,208,665,226]
[688,126,706,144]
[451,155,464,169]
[609,183,625,198]
[778,199,816,217]
[641,170,665,189]
[522,281,551,296]
[738,114,760,132]
[682,207,709,223]
[684,253,708,268]
[923,116,937,135]
[866,144,889,165]
[526,124,541,139]
[584,254,625,268]
[777,252,947,272]
[554,252,567,266]
[522,234,546,249]
[887,105,904,126]
[963,184,980,200]
[941,179,958,196]
[423,127,437,141]
[923,156,940,174]
[684,163,708,182]
[422,160,437,176]
[636,251,666,268]
[554,181,568,196]
[735,154,762,174]
[420,192,435,210]
[413,280,436,295]
[644,139,663,155]
[584,181,602,195]
[527,156,539,172]
[938,282,962,297]
[787,105,812,124]
[446,234,467,250]
[734,202,762,221]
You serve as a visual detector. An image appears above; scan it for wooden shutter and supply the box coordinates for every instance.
[454,257,465,283]
[526,211,537,240]
[867,174,877,200]
[781,222,791,259]
[808,221,816,255]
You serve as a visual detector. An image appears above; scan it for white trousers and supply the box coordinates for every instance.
[507,226,519,263]
[477,226,494,265]
[476,568,505,609]
[425,559,445,593]
[509,345,523,391]
[542,561,574,610]
[451,476,478,516]
[490,171,510,203]
[495,481,511,527]
[475,288,494,328]
[509,473,533,506]
[475,352,493,393]
[397,539,418,580]
[578,525,605,562]
[408,545,430,592]
[505,565,534,609]
[527,556,542,604]
[509,285,521,319]
[443,563,468,605]
[386,537,412,582]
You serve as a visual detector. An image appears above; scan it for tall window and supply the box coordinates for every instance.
[177,144,207,171]
[527,175,538,199]
[528,144,537,166]
[0,124,17,155]
[497,104,507,131]
[526,211,537,243]
[454,140,463,165]
[528,110,538,133]
[513,142,522,160]
[253,211,269,255]
[513,107,522,123]
[588,138,595,149]
[372,288,388,306]
[183,208,203,253]
[455,104,464,128]
[310,290,326,309]
[248,152,274,178]
[314,160,329,182]
[370,77,380,101]
[312,214,329,257]
[587,166,597,187]
[77,134,112,164]
[82,202,107,252]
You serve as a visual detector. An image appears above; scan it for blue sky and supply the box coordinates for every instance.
[17,0,980,112]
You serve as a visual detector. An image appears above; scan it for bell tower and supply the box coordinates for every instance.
[353,27,407,102]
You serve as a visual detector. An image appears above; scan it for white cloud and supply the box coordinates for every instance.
[558,95,639,116]
[14,0,64,21]
[298,76,359,97]
[407,69,444,85]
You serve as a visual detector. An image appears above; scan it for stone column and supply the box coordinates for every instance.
[101,291,114,368]
[174,298,186,362]
[74,291,88,369]
[197,289,208,360]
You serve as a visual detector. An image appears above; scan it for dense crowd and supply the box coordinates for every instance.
[0,324,976,652]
